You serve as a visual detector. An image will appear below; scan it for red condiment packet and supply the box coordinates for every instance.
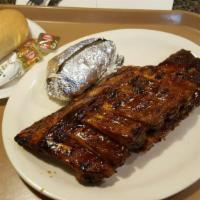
[37,33,60,54]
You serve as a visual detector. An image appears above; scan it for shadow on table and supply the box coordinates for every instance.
[21,178,52,200]
[0,98,7,106]
[167,179,200,200]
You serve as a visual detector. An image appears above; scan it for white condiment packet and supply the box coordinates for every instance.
[0,53,24,87]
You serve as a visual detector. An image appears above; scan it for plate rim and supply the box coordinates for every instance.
[2,28,200,200]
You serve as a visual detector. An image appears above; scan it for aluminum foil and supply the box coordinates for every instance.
[47,38,124,102]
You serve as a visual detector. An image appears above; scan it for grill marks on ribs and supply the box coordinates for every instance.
[39,122,115,183]
[15,49,200,184]
[47,117,130,168]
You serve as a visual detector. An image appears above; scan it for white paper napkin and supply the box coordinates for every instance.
[16,0,174,10]
[97,0,174,10]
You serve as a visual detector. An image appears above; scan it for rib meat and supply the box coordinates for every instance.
[15,49,200,184]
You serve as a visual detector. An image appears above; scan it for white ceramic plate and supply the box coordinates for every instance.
[0,19,45,99]
[3,29,200,200]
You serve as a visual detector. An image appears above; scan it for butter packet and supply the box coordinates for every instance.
[17,39,42,70]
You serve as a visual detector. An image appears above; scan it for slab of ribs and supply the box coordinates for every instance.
[15,49,200,184]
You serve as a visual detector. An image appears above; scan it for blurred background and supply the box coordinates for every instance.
[173,0,200,13]
[0,0,199,13]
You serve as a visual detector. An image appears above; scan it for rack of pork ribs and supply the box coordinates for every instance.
[15,49,200,184]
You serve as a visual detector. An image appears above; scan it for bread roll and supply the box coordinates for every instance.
[0,9,29,60]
